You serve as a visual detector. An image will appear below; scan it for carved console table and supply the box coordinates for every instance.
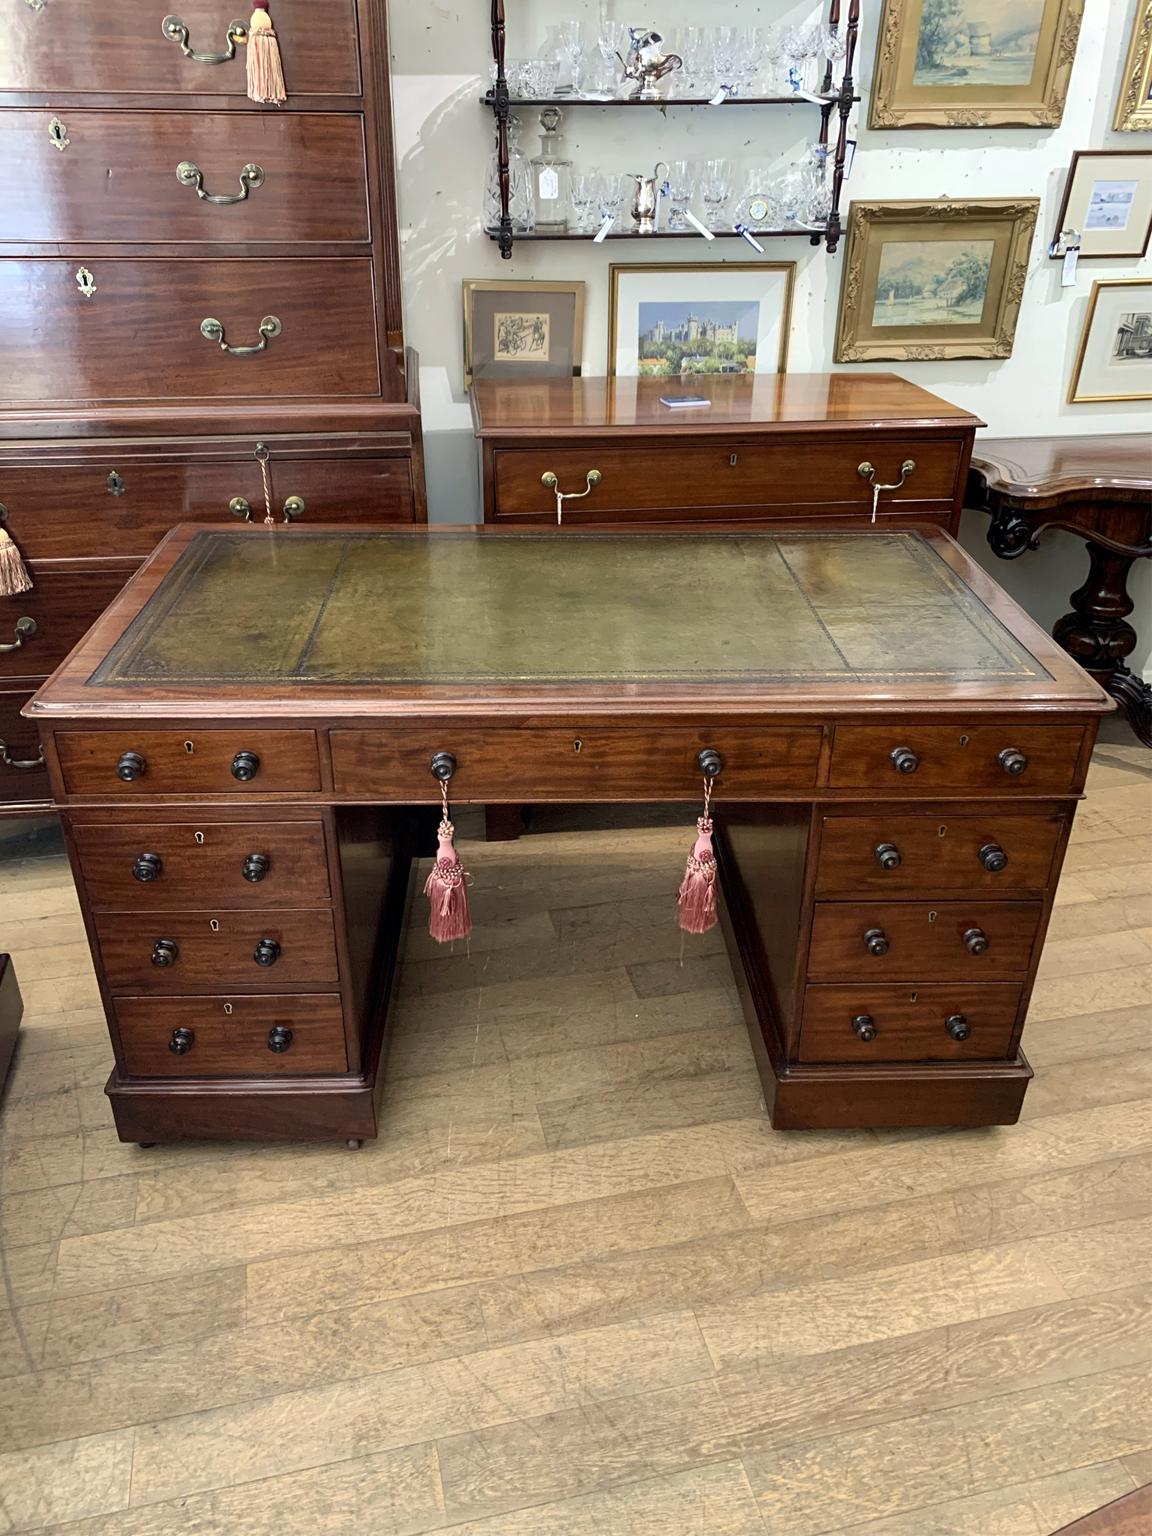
[970,435,1152,748]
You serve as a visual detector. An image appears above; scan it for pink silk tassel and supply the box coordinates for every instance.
[678,813,718,934]
[424,805,471,944]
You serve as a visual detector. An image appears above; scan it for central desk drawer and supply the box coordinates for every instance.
[94,909,338,991]
[73,821,331,909]
[114,995,348,1077]
[330,726,821,800]
[491,438,963,522]
[799,983,1023,1063]
[807,901,1044,980]
[816,811,1067,897]
[56,731,320,797]
[830,725,1085,794]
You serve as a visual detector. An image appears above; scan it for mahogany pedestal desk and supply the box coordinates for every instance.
[969,434,1152,748]
[27,525,1109,1146]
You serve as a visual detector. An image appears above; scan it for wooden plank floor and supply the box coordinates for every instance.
[0,740,1150,1535]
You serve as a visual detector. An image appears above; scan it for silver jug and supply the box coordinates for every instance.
[617,28,683,101]
[630,160,669,234]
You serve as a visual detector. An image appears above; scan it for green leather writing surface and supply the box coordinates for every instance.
[90,530,1045,687]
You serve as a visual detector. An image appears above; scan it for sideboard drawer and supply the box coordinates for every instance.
[0,687,50,808]
[0,567,130,682]
[798,983,1023,1063]
[0,259,381,404]
[95,909,338,991]
[330,726,822,800]
[73,821,331,909]
[807,901,1044,981]
[0,0,361,97]
[55,730,321,797]
[0,112,370,246]
[830,725,1085,794]
[114,994,347,1076]
[491,438,964,522]
[815,811,1067,896]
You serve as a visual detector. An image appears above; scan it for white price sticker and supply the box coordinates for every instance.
[1061,245,1079,287]
[539,167,560,201]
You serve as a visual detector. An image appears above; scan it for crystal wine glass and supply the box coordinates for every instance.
[570,170,604,233]
[701,157,734,231]
[665,159,697,230]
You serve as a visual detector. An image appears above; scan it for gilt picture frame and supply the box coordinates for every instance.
[1115,1,1152,132]
[462,280,585,390]
[870,0,1085,129]
[1068,277,1152,402]
[835,200,1039,363]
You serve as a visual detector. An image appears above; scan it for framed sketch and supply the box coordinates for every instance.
[835,200,1039,363]
[1069,278,1152,402]
[870,0,1085,129]
[607,263,795,379]
[462,280,585,389]
[1116,1,1152,132]
[1051,151,1152,259]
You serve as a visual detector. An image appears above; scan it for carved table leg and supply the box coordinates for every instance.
[1052,542,1152,748]
[485,805,527,842]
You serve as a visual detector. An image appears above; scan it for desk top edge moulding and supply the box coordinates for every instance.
[0,0,425,817]
[27,523,1109,1145]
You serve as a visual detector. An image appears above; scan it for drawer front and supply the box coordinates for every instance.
[807,901,1044,981]
[0,259,381,404]
[815,812,1067,896]
[95,909,339,991]
[114,994,347,1076]
[0,112,370,245]
[830,725,1085,794]
[0,567,130,682]
[0,687,49,807]
[492,439,963,521]
[55,730,320,797]
[331,726,822,800]
[0,0,361,96]
[73,821,331,909]
[0,457,416,561]
[799,983,1023,1063]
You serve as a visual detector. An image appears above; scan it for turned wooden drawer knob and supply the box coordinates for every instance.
[852,1014,877,1042]
[242,852,271,883]
[963,926,989,955]
[117,750,147,782]
[430,752,457,781]
[168,1027,195,1055]
[151,938,179,968]
[267,1025,294,1053]
[697,748,724,778]
[230,750,261,782]
[874,842,902,871]
[132,852,164,883]
[863,927,890,956]
[999,747,1028,776]
[253,937,281,967]
[945,1013,971,1041]
[889,746,919,775]
[979,842,1008,873]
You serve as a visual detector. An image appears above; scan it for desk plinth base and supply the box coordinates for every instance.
[105,1069,383,1145]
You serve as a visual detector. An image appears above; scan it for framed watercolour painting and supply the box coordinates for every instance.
[1069,278,1152,402]
[463,280,585,390]
[835,200,1038,363]
[870,0,1085,128]
[1115,1,1152,132]
[607,263,795,380]
[1051,151,1152,259]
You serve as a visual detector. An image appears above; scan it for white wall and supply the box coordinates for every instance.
[390,0,1151,675]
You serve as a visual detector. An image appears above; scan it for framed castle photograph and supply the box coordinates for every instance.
[608,263,795,379]
[1068,277,1152,402]
[462,280,585,390]
[870,0,1085,129]
[835,199,1039,363]
[1115,1,1152,132]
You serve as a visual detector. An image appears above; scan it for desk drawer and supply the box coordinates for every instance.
[492,439,963,522]
[114,995,347,1077]
[0,687,50,808]
[330,726,822,800]
[0,113,369,246]
[807,901,1044,981]
[799,983,1023,1063]
[74,821,331,909]
[56,730,320,797]
[0,0,361,96]
[815,812,1067,897]
[0,567,130,682]
[830,725,1085,794]
[95,909,338,991]
[0,259,381,405]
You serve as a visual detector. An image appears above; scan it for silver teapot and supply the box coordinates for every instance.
[617,27,683,101]
[630,160,669,234]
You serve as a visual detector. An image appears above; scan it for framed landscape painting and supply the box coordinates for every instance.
[608,263,795,379]
[871,0,1085,128]
[1115,1,1152,132]
[835,200,1039,363]
[1069,278,1152,402]
[462,280,585,390]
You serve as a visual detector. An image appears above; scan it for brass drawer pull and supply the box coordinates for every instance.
[230,494,304,522]
[0,616,37,654]
[541,469,602,526]
[0,737,44,771]
[858,459,916,523]
[177,160,265,205]
[162,14,247,65]
[201,315,281,357]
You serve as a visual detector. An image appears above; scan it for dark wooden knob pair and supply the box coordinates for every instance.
[888,746,1028,776]
[851,1013,971,1042]
[151,938,179,968]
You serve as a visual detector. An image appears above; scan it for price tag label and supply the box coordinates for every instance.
[683,208,716,240]
[539,167,560,201]
[1061,244,1080,287]
[709,86,731,106]
[593,211,615,244]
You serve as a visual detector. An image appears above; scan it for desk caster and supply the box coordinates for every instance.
[137,1142,157,1149]
[346,1138,363,1150]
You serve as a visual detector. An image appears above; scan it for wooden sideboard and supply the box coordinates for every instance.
[0,0,424,816]
[471,373,982,530]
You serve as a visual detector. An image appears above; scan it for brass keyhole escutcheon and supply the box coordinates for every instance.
[938,825,947,838]
[573,739,582,753]
[928,910,938,924]
[48,117,69,151]
[210,918,220,933]
[183,740,195,754]
[194,831,206,845]
[958,734,969,748]
[223,1003,234,1016]
[107,471,126,497]
[75,267,96,299]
